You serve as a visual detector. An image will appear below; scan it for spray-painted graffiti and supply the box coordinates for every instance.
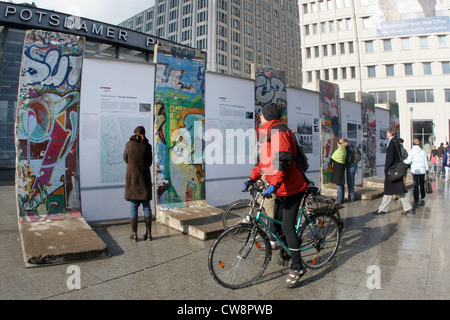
[154,44,206,208]
[319,80,341,185]
[362,93,376,177]
[15,30,84,222]
[254,67,287,130]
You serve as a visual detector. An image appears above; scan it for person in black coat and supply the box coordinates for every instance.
[124,126,153,241]
[372,126,413,215]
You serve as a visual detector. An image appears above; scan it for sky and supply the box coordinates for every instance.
[9,0,155,25]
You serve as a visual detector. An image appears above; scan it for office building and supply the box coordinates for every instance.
[119,0,303,87]
[299,0,450,150]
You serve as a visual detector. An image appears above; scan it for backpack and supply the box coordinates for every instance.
[270,124,309,172]
[353,146,362,164]
[291,130,310,172]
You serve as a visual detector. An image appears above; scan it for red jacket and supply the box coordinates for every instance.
[250,120,308,197]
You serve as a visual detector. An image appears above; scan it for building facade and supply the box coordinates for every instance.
[119,0,303,87]
[299,0,450,151]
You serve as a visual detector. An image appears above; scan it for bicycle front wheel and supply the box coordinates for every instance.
[299,213,341,269]
[208,224,271,289]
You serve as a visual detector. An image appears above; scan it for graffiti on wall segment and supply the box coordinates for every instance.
[319,80,341,185]
[154,45,206,208]
[362,92,376,178]
[254,67,287,130]
[15,30,84,222]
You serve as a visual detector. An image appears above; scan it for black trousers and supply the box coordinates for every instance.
[273,192,305,270]
[412,174,426,203]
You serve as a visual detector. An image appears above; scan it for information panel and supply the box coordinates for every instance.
[79,58,155,222]
[205,72,255,206]
[341,99,363,186]
[287,88,321,188]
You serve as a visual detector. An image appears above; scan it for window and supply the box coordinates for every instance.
[406,89,434,103]
[348,42,354,53]
[420,36,428,49]
[438,35,447,48]
[342,67,347,79]
[404,63,413,76]
[368,66,376,78]
[423,62,432,75]
[369,91,397,104]
[386,64,394,77]
[442,62,450,74]
[445,89,450,102]
[383,39,392,51]
[365,41,374,53]
[340,43,345,54]
[351,66,356,78]
[401,37,410,50]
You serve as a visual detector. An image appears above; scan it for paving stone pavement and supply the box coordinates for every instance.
[1,177,449,302]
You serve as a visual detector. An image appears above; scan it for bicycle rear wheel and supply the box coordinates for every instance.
[299,213,340,269]
[208,224,271,289]
[222,199,252,230]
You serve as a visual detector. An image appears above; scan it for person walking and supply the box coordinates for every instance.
[437,142,445,178]
[403,139,428,207]
[430,145,439,176]
[344,139,358,202]
[443,144,450,182]
[124,126,153,242]
[372,126,413,215]
[243,103,309,288]
[331,138,347,206]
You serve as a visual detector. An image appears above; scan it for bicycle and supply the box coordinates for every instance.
[222,181,343,231]
[208,181,342,289]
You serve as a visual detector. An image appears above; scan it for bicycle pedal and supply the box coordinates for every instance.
[277,258,290,267]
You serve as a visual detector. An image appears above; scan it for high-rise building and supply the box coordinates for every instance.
[299,0,450,150]
[119,0,303,87]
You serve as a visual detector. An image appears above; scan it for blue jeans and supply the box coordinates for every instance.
[346,166,357,201]
[336,185,344,203]
[129,200,152,218]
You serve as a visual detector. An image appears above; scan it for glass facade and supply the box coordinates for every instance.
[0,27,25,168]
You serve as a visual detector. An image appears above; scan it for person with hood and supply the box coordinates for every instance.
[243,103,309,288]
[124,126,153,242]
[404,139,428,207]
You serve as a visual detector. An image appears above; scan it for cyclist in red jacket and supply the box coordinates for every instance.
[244,103,309,288]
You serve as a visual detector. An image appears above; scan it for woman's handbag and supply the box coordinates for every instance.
[386,140,408,182]
[426,174,433,194]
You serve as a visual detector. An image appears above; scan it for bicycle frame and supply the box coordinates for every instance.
[250,190,323,255]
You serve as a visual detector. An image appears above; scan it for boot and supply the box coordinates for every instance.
[130,217,138,242]
[143,216,153,241]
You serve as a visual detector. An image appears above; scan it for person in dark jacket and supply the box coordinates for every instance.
[372,126,413,215]
[243,103,309,288]
[344,139,358,202]
[124,126,153,241]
